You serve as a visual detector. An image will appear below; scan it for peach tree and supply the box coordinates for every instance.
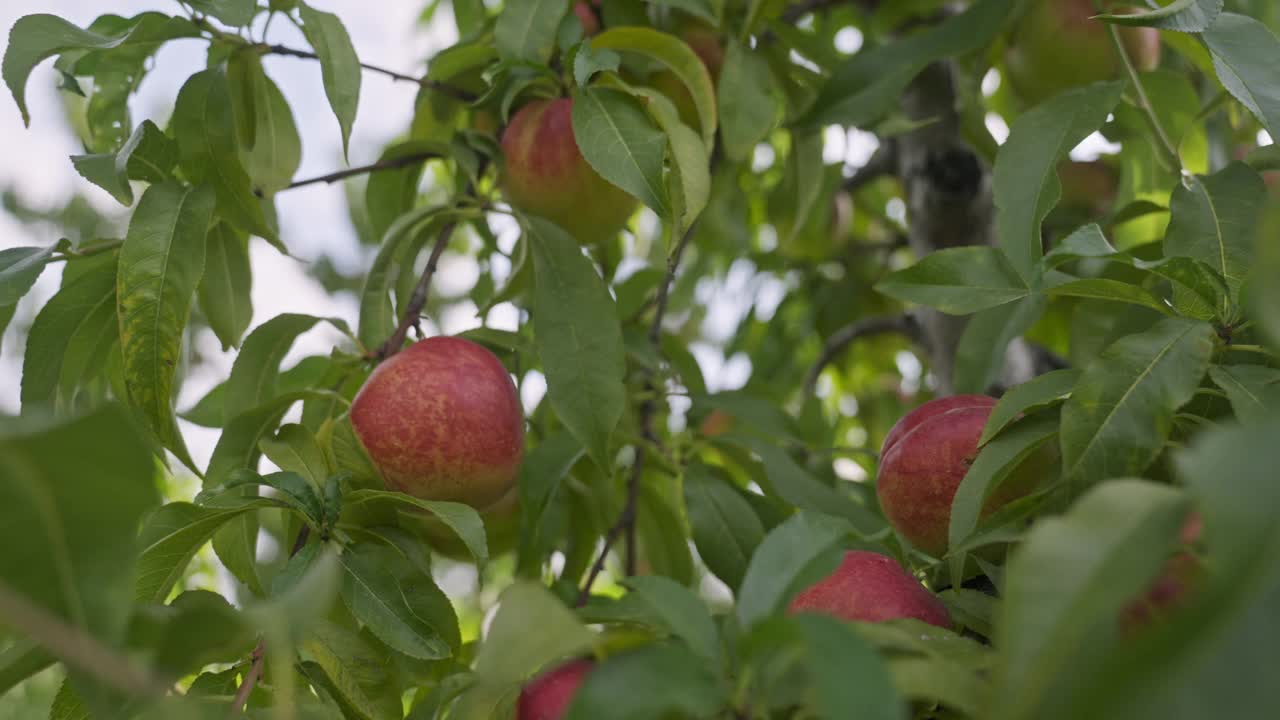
[2,0,1280,718]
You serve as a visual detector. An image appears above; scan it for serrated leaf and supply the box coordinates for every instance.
[338,543,457,660]
[994,81,1125,281]
[1096,0,1222,33]
[528,217,626,468]
[172,69,278,247]
[993,479,1189,720]
[798,0,1013,129]
[224,313,326,422]
[261,423,331,487]
[300,2,361,158]
[301,621,400,720]
[716,38,778,161]
[1204,13,1280,139]
[571,86,670,217]
[0,245,52,305]
[198,223,253,350]
[1209,365,1280,424]
[233,57,302,196]
[1060,318,1216,488]
[683,464,765,592]
[135,501,266,603]
[495,0,570,64]
[737,512,853,627]
[345,489,488,566]
[20,255,117,411]
[117,183,215,473]
[3,14,135,125]
[593,26,718,147]
[982,369,1082,445]
[1163,162,1266,308]
[876,246,1029,315]
[208,471,324,526]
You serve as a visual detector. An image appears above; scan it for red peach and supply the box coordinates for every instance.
[518,659,595,720]
[788,550,951,628]
[350,337,524,510]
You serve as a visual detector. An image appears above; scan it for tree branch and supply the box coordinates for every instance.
[256,44,478,102]
[281,151,443,192]
[842,143,898,194]
[578,222,699,602]
[370,221,457,361]
[805,314,920,394]
[230,642,265,713]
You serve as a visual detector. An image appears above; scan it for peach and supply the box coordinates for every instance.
[518,658,595,720]
[788,550,951,628]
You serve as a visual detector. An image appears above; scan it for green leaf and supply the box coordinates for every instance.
[365,141,445,245]
[737,512,852,627]
[71,120,178,205]
[683,464,765,592]
[528,217,626,468]
[982,369,1082,444]
[207,471,325,527]
[198,223,253,350]
[1042,223,1118,268]
[187,0,257,27]
[224,313,326,422]
[875,246,1029,315]
[261,423,331,487]
[715,38,778,161]
[181,355,331,428]
[0,642,53,697]
[994,81,1125,281]
[0,405,160,703]
[338,542,458,660]
[791,615,906,720]
[662,122,710,234]
[0,304,14,356]
[232,55,302,196]
[636,481,694,585]
[135,501,267,603]
[779,127,825,250]
[1134,256,1231,318]
[1096,0,1222,32]
[248,544,342,642]
[357,204,456,349]
[952,295,1047,395]
[1045,278,1173,314]
[1204,13,1280,139]
[571,86,670,217]
[300,621,401,720]
[798,0,1014,129]
[495,0,569,64]
[3,14,135,125]
[1163,162,1266,307]
[564,644,726,720]
[948,410,1060,581]
[1060,318,1216,488]
[0,245,52,305]
[593,26,718,147]
[299,3,362,159]
[172,69,278,247]
[345,489,489,567]
[20,255,117,411]
[474,581,595,685]
[572,44,621,88]
[624,576,721,665]
[1209,365,1280,424]
[992,479,1189,720]
[137,590,256,680]
[516,433,586,576]
[720,434,882,536]
[117,182,215,473]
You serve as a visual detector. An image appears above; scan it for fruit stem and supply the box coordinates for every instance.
[1104,19,1183,174]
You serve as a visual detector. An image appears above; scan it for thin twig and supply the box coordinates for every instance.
[230,643,265,713]
[371,222,457,360]
[575,516,631,607]
[282,151,443,192]
[257,44,478,102]
[48,239,124,264]
[804,314,918,393]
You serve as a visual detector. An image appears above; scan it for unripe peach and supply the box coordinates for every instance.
[788,550,951,628]
[350,337,524,510]
[518,659,595,720]
[877,395,1047,557]
[500,98,638,245]
[1004,1,1161,106]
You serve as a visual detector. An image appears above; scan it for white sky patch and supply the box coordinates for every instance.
[844,128,880,168]
[1070,130,1121,161]
[985,112,1011,145]
[981,68,1001,97]
[1259,130,1274,146]
[752,143,776,172]
[823,125,847,164]
[833,457,868,482]
[834,27,864,55]
[520,369,547,415]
